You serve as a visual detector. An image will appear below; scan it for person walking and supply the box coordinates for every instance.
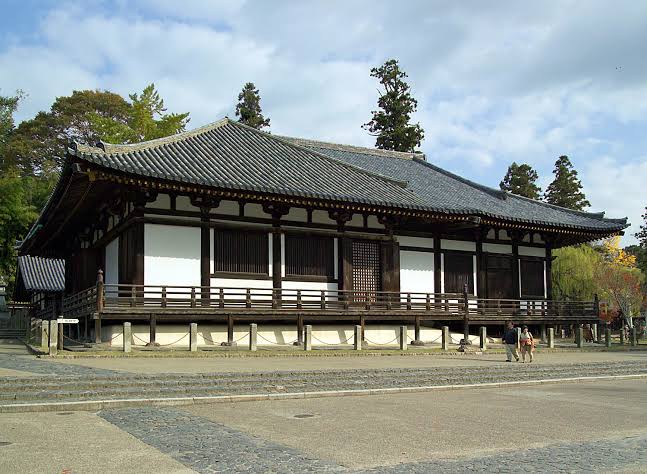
[519,325,534,363]
[502,321,519,362]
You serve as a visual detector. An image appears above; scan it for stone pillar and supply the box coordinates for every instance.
[576,326,583,348]
[605,327,611,347]
[249,323,257,352]
[57,321,64,351]
[48,320,58,356]
[123,322,132,353]
[620,328,625,345]
[399,326,407,351]
[548,327,555,349]
[479,326,487,350]
[304,325,312,351]
[354,325,362,351]
[190,323,198,352]
[40,321,49,353]
[592,323,598,343]
[441,326,449,351]
[540,324,547,343]
[516,327,521,350]
[631,327,637,347]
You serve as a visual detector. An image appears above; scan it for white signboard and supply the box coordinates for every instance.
[57,318,79,324]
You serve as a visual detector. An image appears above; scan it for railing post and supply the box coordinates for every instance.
[130,287,136,308]
[548,327,555,348]
[605,324,611,348]
[191,287,197,308]
[320,290,326,310]
[386,294,392,311]
[592,323,599,344]
[246,289,252,309]
[425,294,431,312]
[96,269,104,313]
[219,288,224,309]
[190,323,198,352]
[461,283,471,347]
[399,325,408,351]
[354,325,362,351]
[576,325,583,348]
[441,325,449,351]
[57,319,64,351]
[296,291,302,310]
[406,293,412,311]
[40,321,49,353]
[161,286,167,308]
[304,324,312,351]
[249,323,257,352]
[272,289,280,310]
[479,326,487,350]
[364,294,370,311]
[48,320,58,356]
[123,322,132,353]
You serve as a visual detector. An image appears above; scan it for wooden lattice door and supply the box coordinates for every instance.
[351,240,381,300]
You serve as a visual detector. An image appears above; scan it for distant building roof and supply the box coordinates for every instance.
[16,256,65,293]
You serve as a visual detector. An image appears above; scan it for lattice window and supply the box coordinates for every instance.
[352,240,381,299]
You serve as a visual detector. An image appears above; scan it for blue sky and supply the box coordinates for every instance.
[1,0,645,244]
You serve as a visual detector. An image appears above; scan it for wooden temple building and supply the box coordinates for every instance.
[17,118,628,346]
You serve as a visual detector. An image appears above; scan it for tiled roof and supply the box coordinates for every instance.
[287,139,628,232]
[71,119,429,211]
[17,256,65,292]
[68,117,627,233]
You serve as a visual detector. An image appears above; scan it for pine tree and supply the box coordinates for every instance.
[499,162,541,199]
[544,155,590,210]
[235,82,270,130]
[636,207,647,247]
[362,59,424,152]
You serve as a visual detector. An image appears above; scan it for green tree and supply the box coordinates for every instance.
[544,155,590,210]
[126,83,190,141]
[0,90,24,162]
[499,162,541,199]
[635,207,647,247]
[235,82,270,130]
[0,170,38,296]
[552,244,601,301]
[625,244,647,278]
[362,59,424,152]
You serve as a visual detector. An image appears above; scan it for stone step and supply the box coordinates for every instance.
[1,364,645,403]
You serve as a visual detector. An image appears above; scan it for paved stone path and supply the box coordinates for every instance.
[100,407,647,473]
[0,353,117,377]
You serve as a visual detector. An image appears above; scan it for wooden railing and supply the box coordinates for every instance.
[53,281,601,322]
[61,286,98,320]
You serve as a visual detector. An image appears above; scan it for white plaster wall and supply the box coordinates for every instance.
[483,243,513,254]
[400,250,434,294]
[366,215,383,229]
[486,229,496,239]
[518,246,546,257]
[440,239,476,252]
[175,196,200,212]
[217,200,239,216]
[397,236,434,248]
[534,233,545,243]
[244,203,267,219]
[347,214,364,228]
[285,208,308,222]
[498,230,511,240]
[102,324,483,347]
[144,224,201,287]
[104,237,119,285]
[311,210,335,225]
[148,194,171,210]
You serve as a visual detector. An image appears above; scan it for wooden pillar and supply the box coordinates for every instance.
[200,215,211,305]
[94,317,101,344]
[545,245,553,300]
[433,236,442,294]
[512,236,520,299]
[148,314,157,346]
[339,237,353,292]
[380,240,400,294]
[414,316,421,342]
[272,231,282,308]
[227,315,234,345]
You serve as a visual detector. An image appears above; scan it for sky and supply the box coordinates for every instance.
[1,0,645,244]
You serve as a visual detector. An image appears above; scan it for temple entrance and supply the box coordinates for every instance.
[485,254,514,299]
[351,240,381,300]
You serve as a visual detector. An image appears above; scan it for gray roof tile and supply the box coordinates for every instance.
[17,256,65,292]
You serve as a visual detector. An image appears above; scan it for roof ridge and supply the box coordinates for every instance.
[72,118,229,154]
[279,135,424,160]
[227,120,420,191]
[505,192,628,224]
